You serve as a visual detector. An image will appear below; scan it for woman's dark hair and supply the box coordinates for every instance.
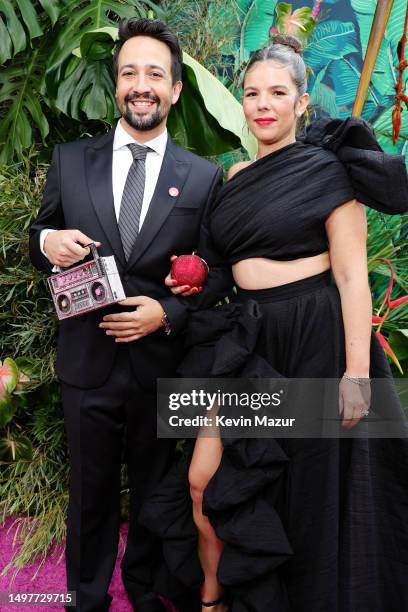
[113,18,183,83]
[244,34,307,97]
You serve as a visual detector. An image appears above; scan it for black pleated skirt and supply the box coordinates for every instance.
[140,272,408,612]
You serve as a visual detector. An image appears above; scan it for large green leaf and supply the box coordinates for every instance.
[304,21,359,74]
[0,0,60,64]
[228,0,278,66]
[383,0,408,53]
[53,55,117,123]
[0,400,15,429]
[45,0,163,101]
[309,79,338,117]
[242,0,278,58]
[0,46,49,164]
[170,52,256,156]
[56,28,118,122]
[0,0,26,63]
[327,56,365,111]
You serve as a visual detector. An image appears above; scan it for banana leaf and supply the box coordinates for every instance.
[220,0,278,67]
[45,0,163,101]
[0,0,59,64]
[308,64,338,116]
[174,52,256,156]
[0,45,49,165]
[304,21,358,73]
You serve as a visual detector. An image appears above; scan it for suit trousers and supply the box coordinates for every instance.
[61,345,175,612]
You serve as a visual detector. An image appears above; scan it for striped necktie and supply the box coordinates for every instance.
[118,142,150,260]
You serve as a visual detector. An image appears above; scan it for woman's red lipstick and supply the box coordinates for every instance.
[254,118,276,125]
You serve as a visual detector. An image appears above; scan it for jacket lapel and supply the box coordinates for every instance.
[85,130,126,268]
[126,137,191,270]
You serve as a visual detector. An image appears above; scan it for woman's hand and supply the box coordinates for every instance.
[164,255,203,297]
[339,376,371,429]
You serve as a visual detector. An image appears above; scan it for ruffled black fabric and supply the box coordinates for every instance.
[178,300,282,379]
[140,300,293,611]
[140,436,293,612]
[301,116,408,215]
[141,275,408,611]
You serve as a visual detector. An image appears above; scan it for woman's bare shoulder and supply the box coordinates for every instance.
[227,160,253,180]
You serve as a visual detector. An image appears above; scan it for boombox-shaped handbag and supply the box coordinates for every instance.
[48,243,125,320]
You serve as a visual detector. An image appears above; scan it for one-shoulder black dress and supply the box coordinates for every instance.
[139,118,408,612]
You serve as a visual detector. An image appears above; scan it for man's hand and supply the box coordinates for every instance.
[44,230,101,267]
[99,296,164,342]
[164,255,203,297]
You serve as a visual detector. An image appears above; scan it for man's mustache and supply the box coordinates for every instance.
[125,93,160,104]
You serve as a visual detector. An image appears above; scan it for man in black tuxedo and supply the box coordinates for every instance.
[29,18,231,612]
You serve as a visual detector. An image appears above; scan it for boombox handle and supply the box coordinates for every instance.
[85,242,105,277]
[85,242,100,260]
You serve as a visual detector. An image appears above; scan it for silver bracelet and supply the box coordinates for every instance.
[342,372,370,386]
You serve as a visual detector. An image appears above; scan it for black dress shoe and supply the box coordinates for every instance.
[129,592,167,612]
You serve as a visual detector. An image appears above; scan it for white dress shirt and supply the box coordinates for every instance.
[40,121,168,259]
[112,120,168,226]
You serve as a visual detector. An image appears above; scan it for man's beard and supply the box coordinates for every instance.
[122,94,167,131]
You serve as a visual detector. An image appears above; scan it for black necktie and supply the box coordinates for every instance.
[118,143,150,260]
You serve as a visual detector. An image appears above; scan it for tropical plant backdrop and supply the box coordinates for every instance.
[1,0,407,571]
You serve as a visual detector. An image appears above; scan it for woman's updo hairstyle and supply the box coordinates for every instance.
[244,34,307,98]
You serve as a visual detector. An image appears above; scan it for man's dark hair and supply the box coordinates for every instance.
[113,18,183,83]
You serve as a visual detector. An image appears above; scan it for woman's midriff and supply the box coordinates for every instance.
[232,252,331,289]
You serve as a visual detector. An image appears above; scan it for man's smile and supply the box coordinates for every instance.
[129,100,156,111]
[125,95,160,114]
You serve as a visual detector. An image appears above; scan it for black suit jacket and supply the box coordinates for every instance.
[29,130,232,389]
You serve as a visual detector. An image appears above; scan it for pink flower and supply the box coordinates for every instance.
[312,0,322,19]
[389,295,408,309]
[0,359,18,395]
[376,331,403,375]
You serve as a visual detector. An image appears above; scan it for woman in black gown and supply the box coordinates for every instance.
[140,35,408,612]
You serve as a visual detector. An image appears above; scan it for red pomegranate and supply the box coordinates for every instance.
[170,254,209,287]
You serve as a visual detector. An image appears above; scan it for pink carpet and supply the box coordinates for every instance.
[0,518,165,611]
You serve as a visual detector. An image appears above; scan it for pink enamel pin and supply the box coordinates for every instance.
[169,187,179,197]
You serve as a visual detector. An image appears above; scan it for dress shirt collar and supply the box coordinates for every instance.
[113,119,168,156]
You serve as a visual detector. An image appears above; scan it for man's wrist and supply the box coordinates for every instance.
[161,310,172,335]
[40,228,58,259]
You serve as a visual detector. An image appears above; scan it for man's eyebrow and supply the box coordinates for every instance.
[119,63,167,73]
